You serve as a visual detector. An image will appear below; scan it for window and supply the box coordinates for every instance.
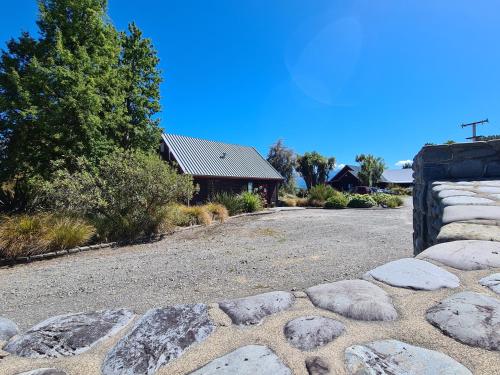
[247,181,253,192]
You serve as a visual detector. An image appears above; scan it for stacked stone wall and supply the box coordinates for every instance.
[413,140,500,254]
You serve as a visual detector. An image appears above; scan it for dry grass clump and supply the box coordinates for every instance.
[0,214,95,258]
[180,205,213,226]
[205,203,229,223]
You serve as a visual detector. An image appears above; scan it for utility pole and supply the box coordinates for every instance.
[461,119,489,142]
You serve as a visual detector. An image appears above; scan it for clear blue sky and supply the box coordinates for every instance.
[2,1,500,168]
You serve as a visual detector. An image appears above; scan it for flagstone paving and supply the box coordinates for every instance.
[2,182,500,374]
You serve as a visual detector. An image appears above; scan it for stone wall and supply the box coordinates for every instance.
[413,140,500,254]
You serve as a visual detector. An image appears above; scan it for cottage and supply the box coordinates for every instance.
[160,133,284,205]
[329,165,413,191]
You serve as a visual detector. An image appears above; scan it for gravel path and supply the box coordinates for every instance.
[0,200,413,329]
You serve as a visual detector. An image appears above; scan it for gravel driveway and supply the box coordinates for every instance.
[0,199,413,329]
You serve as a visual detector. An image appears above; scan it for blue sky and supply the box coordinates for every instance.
[2,1,500,169]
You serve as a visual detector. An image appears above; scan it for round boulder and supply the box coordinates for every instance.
[0,317,19,342]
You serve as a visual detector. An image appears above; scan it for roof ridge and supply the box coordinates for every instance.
[163,133,254,149]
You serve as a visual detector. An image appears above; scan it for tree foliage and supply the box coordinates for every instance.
[296,152,335,190]
[0,0,161,183]
[267,139,296,192]
[355,154,385,187]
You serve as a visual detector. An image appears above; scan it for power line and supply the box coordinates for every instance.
[461,119,489,142]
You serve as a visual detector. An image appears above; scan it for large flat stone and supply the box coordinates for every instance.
[345,339,470,374]
[306,280,397,321]
[4,309,134,358]
[441,196,495,206]
[219,291,294,326]
[442,205,500,224]
[189,345,291,375]
[284,316,345,351]
[364,258,459,290]
[437,190,476,199]
[479,273,500,294]
[0,317,19,342]
[16,369,67,375]
[102,304,214,375]
[477,186,500,194]
[426,291,500,351]
[437,222,500,243]
[417,240,500,270]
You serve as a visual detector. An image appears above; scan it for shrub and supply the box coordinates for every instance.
[164,204,191,227]
[324,194,349,209]
[372,193,404,208]
[34,151,195,241]
[0,214,94,258]
[308,199,325,207]
[388,186,412,196]
[210,192,244,216]
[308,184,337,202]
[240,192,264,213]
[180,206,212,226]
[205,203,229,222]
[347,194,376,208]
[279,197,297,207]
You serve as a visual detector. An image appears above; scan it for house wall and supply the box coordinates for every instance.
[193,177,279,206]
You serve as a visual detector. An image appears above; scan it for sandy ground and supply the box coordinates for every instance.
[2,266,499,375]
[0,202,414,330]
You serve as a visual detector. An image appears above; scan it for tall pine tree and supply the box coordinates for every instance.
[0,0,162,183]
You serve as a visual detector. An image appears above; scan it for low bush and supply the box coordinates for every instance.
[308,199,325,207]
[372,193,404,208]
[205,203,229,222]
[347,194,376,208]
[279,197,297,207]
[308,184,337,202]
[240,192,264,213]
[34,150,195,241]
[388,185,412,196]
[180,206,212,226]
[210,192,244,216]
[0,214,95,258]
[324,194,349,209]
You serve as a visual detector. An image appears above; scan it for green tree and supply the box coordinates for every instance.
[355,154,385,187]
[0,0,161,184]
[401,162,413,169]
[296,152,335,190]
[267,139,296,193]
[119,23,162,151]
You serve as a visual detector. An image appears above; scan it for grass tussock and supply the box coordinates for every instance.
[0,214,95,258]
[180,205,213,226]
[205,203,229,223]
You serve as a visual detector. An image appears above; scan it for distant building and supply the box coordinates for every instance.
[328,165,413,191]
[160,133,284,205]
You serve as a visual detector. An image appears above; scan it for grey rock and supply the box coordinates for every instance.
[364,258,459,290]
[345,339,472,375]
[306,280,397,321]
[437,222,500,243]
[442,205,500,224]
[189,345,291,375]
[16,369,67,375]
[417,240,500,270]
[4,309,134,358]
[284,316,345,351]
[426,291,500,350]
[432,184,472,192]
[477,186,500,194]
[437,190,476,199]
[449,159,484,179]
[0,317,19,341]
[479,273,500,294]
[219,291,294,326]
[441,196,495,206]
[102,304,214,375]
[305,356,330,375]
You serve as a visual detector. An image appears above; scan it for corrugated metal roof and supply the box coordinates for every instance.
[162,133,284,180]
[381,169,414,184]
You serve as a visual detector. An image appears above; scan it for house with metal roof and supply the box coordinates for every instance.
[160,133,284,205]
[329,164,413,191]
